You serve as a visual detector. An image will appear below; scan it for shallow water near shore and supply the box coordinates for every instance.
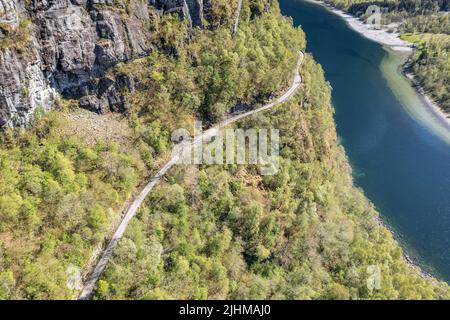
[280,0,450,281]
[380,51,450,146]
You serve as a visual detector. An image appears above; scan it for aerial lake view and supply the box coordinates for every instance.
[280,0,450,281]
[2,0,450,302]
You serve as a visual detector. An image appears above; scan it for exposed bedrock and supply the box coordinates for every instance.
[0,0,271,127]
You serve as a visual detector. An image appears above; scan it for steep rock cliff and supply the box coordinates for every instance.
[0,0,155,126]
[0,0,271,127]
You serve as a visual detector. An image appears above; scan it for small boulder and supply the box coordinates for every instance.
[79,95,109,114]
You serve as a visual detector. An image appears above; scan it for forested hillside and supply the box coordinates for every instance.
[323,0,450,113]
[0,0,304,299]
[92,2,449,300]
[94,52,449,300]
[0,0,448,300]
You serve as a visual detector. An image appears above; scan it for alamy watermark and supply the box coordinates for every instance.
[367,265,382,291]
[66,264,83,291]
[366,5,382,29]
[171,121,280,176]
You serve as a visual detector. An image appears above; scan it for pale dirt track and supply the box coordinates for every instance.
[78,51,304,299]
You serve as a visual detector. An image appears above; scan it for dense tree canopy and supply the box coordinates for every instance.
[95,55,449,300]
[0,0,448,300]
[0,0,305,299]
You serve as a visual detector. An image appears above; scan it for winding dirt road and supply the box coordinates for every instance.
[78,51,304,300]
[232,0,243,35]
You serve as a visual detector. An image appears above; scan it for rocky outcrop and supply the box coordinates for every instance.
[0,0,55,126]
[0,0,157,126]
[151,0,210,27]
[0,0,272,127]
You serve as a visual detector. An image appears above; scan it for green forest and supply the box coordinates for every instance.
[94,54,450,299]
[0,0,449,299]
[323,0,450,113]
[0,0,304,299]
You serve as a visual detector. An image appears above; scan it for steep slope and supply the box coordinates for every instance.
[1,0,151,126]
[0,0,448,300]
[0,0,270,126]
[0,0,295,299]
[93,51,450,301]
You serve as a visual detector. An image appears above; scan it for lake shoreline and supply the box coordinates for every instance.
[401,67,450,133]
[305,0,413,52]
[304,0,441,280]
[306,0,450,132]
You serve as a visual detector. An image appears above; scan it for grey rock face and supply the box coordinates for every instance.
[1,0,153,126]
[0,0,270,127]
[151,0,207,28]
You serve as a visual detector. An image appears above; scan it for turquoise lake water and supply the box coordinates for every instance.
[280,0,450,281]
